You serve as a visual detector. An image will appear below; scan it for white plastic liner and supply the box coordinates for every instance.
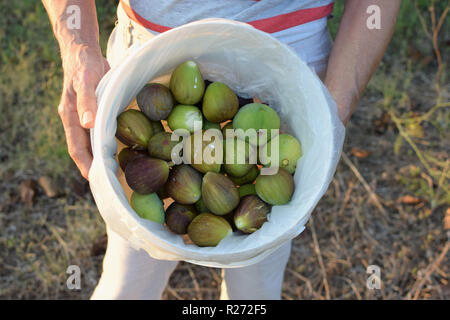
[90,19,345,268]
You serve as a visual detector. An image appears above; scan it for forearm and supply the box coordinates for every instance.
[42,0,100,55]
[325,0,401,124]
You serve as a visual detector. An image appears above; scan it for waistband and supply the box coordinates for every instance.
[119,0,334,34]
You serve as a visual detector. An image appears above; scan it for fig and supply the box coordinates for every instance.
[238,184,256,198]
[124,157,169,194]
[255,168,294,205]
[202,82,238,123]
[118,147,147,171]
[116,109,153,149]
[156,182,170,200]
[234,195,271,233]
[201,172,240,215]
[165,203,197,234]
[167,105,202,133]
[260,134,302,174]
[150,120,165,134]
[233,103,280,146]
[238,95,253,108]
[169,60,205,105]
[203,118,221,131]
[223,137,255,178]
[166,164,202,204]
[137,83,174,121]
[187,213,232,247]
[148,131,181,161]
[130,192,165,223]
[184,132,222,174]
[221,122,234,138]
[229,165,259,185]
[195,197,209,213]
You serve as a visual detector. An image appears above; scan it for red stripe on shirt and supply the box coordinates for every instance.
[120,1,334,34]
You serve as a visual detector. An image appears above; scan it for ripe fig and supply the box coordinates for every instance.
[165,203,197,234]
[148,131,181,161]
[137,83,175,121]
[260,134,302,174]
[184,132,222,174]
[255,168,294,205]
[187,213,232,247]
[116,109,153,149]
[166,164,202,204]
[167,105,202,133]
[234,195,271,233]
[156,182,170,200]
[130,192,165,223]
[238,184,256,198]
[233,103,280,146]
[124,157,169,194]
[223,138,255,178]
[169,60,205,105]
[202,82,238,123]
[201,172,240,215]
[229,165,259,185]
[118,147,147,171]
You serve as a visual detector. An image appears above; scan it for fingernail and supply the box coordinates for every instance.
[82,111,93,126]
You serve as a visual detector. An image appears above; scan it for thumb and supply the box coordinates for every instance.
[73,70,99,129]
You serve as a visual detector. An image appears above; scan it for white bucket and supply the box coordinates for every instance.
[90,19,345,268]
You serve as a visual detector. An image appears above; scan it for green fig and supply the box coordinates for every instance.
[165,203,197,234]
[260,134,302,174]
[223,137,255,178]
[233,103,280,146]
[221,122,234,138]
[137,83,175,121]
[167,105,202,133]
[229,165,259,185]
[187,213,232,247]
[203,117,221,131]
[201,172,240,215]
[255,168,294,205]
[150,120,165,134]
[234,195,271,233]
[124,157,169,194]
[169,60,205,105]
[166,164,202,204]
[130,192,165,223]
[184,131,222,174]
[116,109,153,149]
[118,147,147,171]
[238,184,256,198]
[148,131,181,161]
[202,82,238,123]
[195,197,209,213]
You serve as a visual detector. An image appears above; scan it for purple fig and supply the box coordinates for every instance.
[165,203,197,234]
[166,164,202,204]
[118,147,147,171]
[137,83,174,121]
[124,157,169,194]
[234,195,270,233]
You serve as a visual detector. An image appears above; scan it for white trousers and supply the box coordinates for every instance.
[91,4,331,300]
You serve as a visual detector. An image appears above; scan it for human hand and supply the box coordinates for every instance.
[58,44,110,180]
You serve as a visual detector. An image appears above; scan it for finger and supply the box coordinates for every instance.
[73,69,99,129]
[58,94,93,180]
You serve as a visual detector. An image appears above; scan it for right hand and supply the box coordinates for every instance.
[58,44,110,180]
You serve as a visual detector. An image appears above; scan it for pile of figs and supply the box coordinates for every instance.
[116,60,302,247]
